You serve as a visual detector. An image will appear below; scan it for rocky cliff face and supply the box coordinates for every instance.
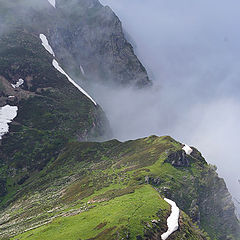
[49,0,151,87]
[160,147,240,240]
[0,0,150,87]
[199,168,239,240]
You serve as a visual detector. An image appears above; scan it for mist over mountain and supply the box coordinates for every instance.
[0,0,239,239]
[98,0,240,214]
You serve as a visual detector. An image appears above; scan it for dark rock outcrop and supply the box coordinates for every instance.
[189,199,200,224]
[165,150,191,167]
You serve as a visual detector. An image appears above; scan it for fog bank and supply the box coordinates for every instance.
[98,0,240,214]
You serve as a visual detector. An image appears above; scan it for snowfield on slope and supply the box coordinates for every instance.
[39,34,55,57]
[182,144,193,155]
[0,105,18,139]
[52,59,97,105]
[80,65,85,76]
[161,198,180,240]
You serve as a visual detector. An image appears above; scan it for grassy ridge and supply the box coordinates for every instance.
[2,136,234,239]
[12,185,169,240]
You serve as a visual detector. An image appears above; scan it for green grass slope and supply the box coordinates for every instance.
[0,136,238,239]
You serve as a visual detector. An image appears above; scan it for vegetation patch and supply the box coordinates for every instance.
[12,185,169,240]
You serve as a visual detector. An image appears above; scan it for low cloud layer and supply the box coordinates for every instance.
[98,0,240,214]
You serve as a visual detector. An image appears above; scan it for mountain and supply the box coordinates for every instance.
[0,0,239,240]
[0,0,151,87]
[51,0,151,87]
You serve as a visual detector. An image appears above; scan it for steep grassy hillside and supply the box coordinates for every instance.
[0,136,239,239]
[0,27,110,210]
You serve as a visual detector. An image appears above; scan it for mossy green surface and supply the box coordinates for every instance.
[12,185,169,240]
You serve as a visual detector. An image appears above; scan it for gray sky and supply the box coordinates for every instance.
[98,0,240,213]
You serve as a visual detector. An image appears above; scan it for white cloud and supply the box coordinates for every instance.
[98,0,240,211]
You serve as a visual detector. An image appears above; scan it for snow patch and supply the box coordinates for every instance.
[0,105,18,139]
[80,65,85,76]
[48,0,56,8]
[11,78,24,89]
[39,33,96,105]
[52,60,97,105]
[182,144,193,155]
[39,34,55,57]
[161,198,180,240]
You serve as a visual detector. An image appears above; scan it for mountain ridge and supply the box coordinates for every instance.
[0,136,239,239]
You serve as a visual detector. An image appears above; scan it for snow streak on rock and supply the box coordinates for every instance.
[182,144,193,155]
[39,34,55,57]
[161,198,180,240]
[52,60,97,105]
[0,105,18,139]
[48,0,56,8]
[39,33,96,105]
[80,65,85,76]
